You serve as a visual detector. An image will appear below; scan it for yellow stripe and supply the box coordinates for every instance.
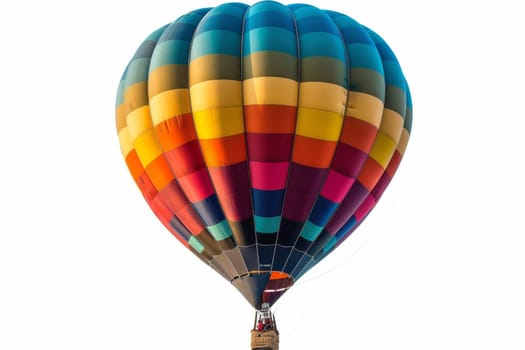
[243,77,298,106]
[299,82,347,114]
[296,108,343,141]
[380,108,404,142]
[346,91,383,128]
[149,89,191,126]
[369,132,396,168]
[190,80,242,111]
[397,129,410,155]
[134,129,163,167]
[118,127,133,158]
[193,107,244,139]
[126,105,153,141]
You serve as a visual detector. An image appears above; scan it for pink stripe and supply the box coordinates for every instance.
[320,170,355,203]
[177,168,214,202]
[250,161,288,190]
[354,194,376,221]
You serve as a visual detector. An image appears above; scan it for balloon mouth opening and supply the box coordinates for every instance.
[231,270,295,309]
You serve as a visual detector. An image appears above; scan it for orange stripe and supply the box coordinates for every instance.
[357,158,384,192]
[155,113,197,151]
[199,134,247,167]
[125,150,144,183]
[145,156,176,190]
[244,105,297,134]
[292,135,337,168]
[339,117,378,153]
[270,271,290,280]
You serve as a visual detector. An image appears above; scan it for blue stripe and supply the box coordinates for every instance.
[336,216,357,240]
[308,197,338,226]
[244,11,295,32]
[243,27,297,56]
[133,40,157,60]
[194,14,244,35]
[333,18,372,45]
[142,25,169,43]
[383,61,406,89]
[159,22,196,42]
[190,30,241,58]
[169,217,192,241]
[252,189,284,217]
[347,43,383,72]
[177,8,213,24]
[206,3,248,17]
[248,1,287,16]
[192,195,225,226]
[289,4,320,20]
[296,15,340,36]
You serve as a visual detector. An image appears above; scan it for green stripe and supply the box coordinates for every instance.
[190,54,241,83]
[188,236,205,253]
[301,56,347,86]
[349,68,385,100]
[384,85,407,117]
[243,52,298,80]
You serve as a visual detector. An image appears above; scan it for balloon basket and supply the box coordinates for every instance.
[251,306,279,350]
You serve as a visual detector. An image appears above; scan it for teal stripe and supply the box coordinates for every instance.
[322,236,337,252]
[150,40,190,69]
[190,30,241,59]
[124,58,149,87]
[188,236,205,253]
[243,27,297,56]
[300,32,346,61]
[254,216,281,233]
[347,43,383,73]
[300,221,323,241]
[208,220,233,240]
[248,1,285,15]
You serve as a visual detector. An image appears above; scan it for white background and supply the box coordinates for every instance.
[1,1,524,349]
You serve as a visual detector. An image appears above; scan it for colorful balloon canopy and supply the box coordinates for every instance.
[115,1,412,310]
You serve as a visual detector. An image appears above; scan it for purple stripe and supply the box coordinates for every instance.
[246,133,294,162]
[325,182,369,234]
[282,164,327,222]
[331,143,368,178]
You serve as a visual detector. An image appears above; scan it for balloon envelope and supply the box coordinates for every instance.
[115,1,412,310]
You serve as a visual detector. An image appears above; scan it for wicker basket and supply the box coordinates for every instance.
[251,329,279,350]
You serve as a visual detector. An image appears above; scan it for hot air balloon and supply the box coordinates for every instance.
[115,1,412,348]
